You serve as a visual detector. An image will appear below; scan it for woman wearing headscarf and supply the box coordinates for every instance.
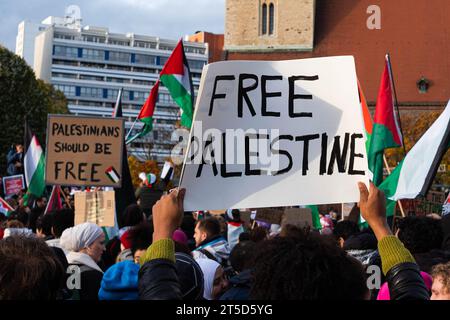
[196,258,229,300]
[60,222,105,300]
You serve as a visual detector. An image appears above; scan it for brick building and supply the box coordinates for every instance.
[224,0,450,111]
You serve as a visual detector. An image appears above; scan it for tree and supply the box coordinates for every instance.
[0,46,68,174]
[127,155,160,189]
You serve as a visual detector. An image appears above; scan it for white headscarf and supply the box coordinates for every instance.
[60,222,104,252]
[196,258,220,300]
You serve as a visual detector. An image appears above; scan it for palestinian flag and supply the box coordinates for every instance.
[443,193,450,216]
[126,80,159,144]
[105,166,121,184]
[368,56,403,186]
[0,196,14,217]
[24,120,46,199]
[160,39,194,128]
[379,101,450,206]
[358,79,373,153]
[111,93,137,228]
[44,185,63,215]
[306,205,322,230]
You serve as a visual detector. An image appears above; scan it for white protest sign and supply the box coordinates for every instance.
[180,56,369,211]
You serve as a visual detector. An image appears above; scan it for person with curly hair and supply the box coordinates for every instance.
[431,261,450,300]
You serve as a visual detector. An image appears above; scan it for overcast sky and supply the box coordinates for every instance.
[0,0,225,51]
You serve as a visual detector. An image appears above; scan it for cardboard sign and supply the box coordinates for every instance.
[2,175,25,198]
[239,210,252,227]
[74,191,115,227]
[46,115,124,187]
[282,208,313,229]
[255,208,284,225]
[180,56,369,211]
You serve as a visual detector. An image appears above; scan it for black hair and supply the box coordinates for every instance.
[36,213,53,237]
[230,240,257,273]
[250,227,368,300]
[181,213,196,240]
[231,209,241,222]
[8,209,28,226]
[128,222,153,256]
[120,204,144,228]
[249,226,268,243]
[196,217,221,239]
[0,236,64,299]
[333,220,360,241]
[238,232,251,242]
[49,209,74,238]
[397,216,443,254]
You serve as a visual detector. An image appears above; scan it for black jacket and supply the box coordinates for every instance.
[219,269,252,300]
[386,262,430,300]
[138,259,182,300]
[67,264,103,300]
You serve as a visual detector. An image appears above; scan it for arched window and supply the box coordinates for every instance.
[269,3,275,35]
[262,3,267,35]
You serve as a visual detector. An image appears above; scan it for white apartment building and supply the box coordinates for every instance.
[16,8,208,162]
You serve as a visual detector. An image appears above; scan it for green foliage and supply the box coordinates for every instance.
[0,46,68,174]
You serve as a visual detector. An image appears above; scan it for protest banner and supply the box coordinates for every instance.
[255,208,284,225]
[180,56,370,211]
[2,174,25,198]
[282,208,313,229]
[45,115,124,187]
[74,190,115,227]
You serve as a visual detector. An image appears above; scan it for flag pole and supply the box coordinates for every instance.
[386,53,406,154]
[59,186,72,209]
[383,154,406,217]
[125,118,139,141]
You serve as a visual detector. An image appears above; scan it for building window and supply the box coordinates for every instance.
[82,48,104,61]
[134,54,157,65]
[79,87,103,98]
[184,46,206,55]
[54,45,78,58]
[269,3,275,35]
[134,41,157,49]
[134,91,149,102]
[52,72,77,79]
[107,89,130,100]
[159,93,173,104]
[54,84,76,97]
[188,59,206,70]
[109,39,130,46]
[262,4,268,35]
[79,74,104,81]
[109,51,131,63]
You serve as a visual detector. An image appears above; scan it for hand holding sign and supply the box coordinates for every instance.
[152,188,186,241]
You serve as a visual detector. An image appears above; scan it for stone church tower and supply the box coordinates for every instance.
[224,0,316,52]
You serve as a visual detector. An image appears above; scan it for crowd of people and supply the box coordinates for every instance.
[1,175,449,300]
